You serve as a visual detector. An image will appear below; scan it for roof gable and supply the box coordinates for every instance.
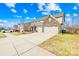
[54,12,64,18]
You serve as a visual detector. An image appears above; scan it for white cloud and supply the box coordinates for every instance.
[5,3,16,8]
[5,3,17,13]
[37,3,62,13]
[26,17,30,19]
[3,20,8,23]
[11,8,17,13]
[73,6,77,10]
[37,3,45,11]
[16,15,22,18]
[42,12,49,15]
[73,13,78,16]
[66,14,70,17]
[0,20,8,26]
[26,17,36,20]
[0,20,8,23]
[23,9,27,14]
[13,15,22,18]
[45,3,62,12]
[33,17,36,19]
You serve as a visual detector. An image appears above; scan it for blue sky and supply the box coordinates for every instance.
[0,3,79,27]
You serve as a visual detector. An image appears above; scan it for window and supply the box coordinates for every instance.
[57,17,63,24]
[49,18,52,22]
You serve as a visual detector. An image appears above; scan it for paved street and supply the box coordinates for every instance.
[0,28,58,56]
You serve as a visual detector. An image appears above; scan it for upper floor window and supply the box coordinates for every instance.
[49,18,52,22]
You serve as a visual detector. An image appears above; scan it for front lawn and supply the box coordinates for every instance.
[11,32,32,36]
[40,34,79,56]
[0,33,6,38]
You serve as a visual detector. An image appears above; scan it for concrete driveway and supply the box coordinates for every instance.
[0,28,58,56]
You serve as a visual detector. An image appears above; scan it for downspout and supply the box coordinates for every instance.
[58,12,65,34]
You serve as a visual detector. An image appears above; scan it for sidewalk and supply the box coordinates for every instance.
[0,30,57,56]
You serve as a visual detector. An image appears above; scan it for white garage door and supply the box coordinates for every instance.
[36,27,42,32]
[37,27,58,34]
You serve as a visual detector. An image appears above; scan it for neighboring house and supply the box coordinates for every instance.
[13,25,20,32]
[19,23,32,32]
[13,12,65,33]
[23,22,31,31]
[19,24,24,32]
[13,23,31,32]
[31,12,65,33]
[0,27,14,33]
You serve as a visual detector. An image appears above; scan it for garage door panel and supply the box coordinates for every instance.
[37,27,58,33]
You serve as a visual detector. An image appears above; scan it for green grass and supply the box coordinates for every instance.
[11,32,32,36]
[0,33,6,38]
[40,34,79,56]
